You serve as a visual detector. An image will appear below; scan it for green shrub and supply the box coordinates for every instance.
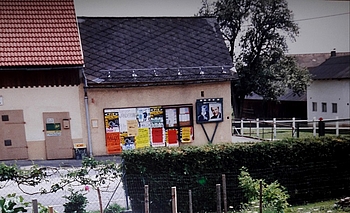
[238,167,289,213]
[0,193,29,213]
[63,189,88,213]
[104,203,126,213]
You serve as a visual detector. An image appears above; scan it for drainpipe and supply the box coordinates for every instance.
[82,69,93,157]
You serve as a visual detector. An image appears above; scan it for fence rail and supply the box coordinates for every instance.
[232,117,350,140]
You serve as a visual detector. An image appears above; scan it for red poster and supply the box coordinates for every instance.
[106,132,122,154]
[167,129,178,145]
[151,128,163,143]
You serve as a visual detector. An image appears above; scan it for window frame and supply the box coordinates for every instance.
[322,102,327,112]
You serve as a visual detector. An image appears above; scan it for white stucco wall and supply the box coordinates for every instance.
[86,82,233,156]
[307,79,350,120]
[0,86,84,142]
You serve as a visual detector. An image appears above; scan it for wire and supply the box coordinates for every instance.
[295,12,350,22]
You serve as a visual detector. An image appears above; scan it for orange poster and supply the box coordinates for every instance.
[106,132,122,154]
[167,129,178,146]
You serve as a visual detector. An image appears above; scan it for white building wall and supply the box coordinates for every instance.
[0,86,85,159]
[307,79,350,120]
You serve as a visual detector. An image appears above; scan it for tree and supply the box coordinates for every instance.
[199,0,311,118]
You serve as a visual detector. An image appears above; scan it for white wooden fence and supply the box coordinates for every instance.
[232,116,350,140]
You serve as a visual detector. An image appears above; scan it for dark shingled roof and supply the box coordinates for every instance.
[78,17,234,87]
[310,55,350,80]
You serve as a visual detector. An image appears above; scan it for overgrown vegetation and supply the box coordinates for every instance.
[238,167,289,213]
[122,136,350,212]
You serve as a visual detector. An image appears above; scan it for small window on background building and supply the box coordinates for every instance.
[312,102,317,112]
[332,103,337,113]
[322,102,327,112]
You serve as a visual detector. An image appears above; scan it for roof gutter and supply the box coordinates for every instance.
[82,68,93,157]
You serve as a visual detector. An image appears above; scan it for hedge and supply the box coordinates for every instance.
[121,136,350,213]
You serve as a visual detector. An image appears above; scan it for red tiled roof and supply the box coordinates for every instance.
[0,0,84,67]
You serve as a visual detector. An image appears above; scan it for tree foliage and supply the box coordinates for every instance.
[199,0,311,118]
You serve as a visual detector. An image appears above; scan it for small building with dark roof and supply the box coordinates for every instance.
[307,54,350,121]
[78,17,234,155]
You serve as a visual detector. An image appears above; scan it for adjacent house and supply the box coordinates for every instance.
[0,0,85,160]
[78,17,234,156]
[241,52,350,120]
[307,53,350,122]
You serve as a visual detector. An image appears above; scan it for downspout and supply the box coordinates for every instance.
[82,69,93,157]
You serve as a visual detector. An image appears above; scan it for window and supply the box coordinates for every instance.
[312,102,317,112]
[332,103,337,113]
[322,102,327,112]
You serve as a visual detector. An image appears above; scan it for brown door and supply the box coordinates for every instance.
[0,110,28,160]
[43,112,73,159]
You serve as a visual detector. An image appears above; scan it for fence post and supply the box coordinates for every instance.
[216,184,221,213]
[292,117,296,138]
[145,185,149,213]
[172,186,177,213]
[273,118,277,140]
[222,174,227,213]
[240,119,244,135]
[336,116,339,136]
[313,117,317,137]
[32,199,38,213]
[256,118,260,138]
[48,206,54,213]
[319,119,325,136]
[189,190,193,213]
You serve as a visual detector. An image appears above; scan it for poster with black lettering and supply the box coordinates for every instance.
[104,110,120,133]
[150,106,164,128]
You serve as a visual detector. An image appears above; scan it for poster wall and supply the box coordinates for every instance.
[103,105,193,153]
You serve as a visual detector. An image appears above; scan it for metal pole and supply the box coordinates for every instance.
[292,117,296,138]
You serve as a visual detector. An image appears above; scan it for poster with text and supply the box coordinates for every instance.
[150,107,164,128]
[127,120,139,136]
[151,127,165,147]
[137,107,151,128]
[118,108,137,132]
[165,108,177,128]
[104,110,120,133]
[166,128,179,147]
[180,127,192,143]
[136,128,150,149]
[106,132,122,154]
[120,131,135,150]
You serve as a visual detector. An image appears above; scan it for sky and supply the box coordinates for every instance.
[74,0,350,54]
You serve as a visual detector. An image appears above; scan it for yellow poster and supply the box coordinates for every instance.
[136,128,150,149]
[181,127,192,143]
[127,120,139,136]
